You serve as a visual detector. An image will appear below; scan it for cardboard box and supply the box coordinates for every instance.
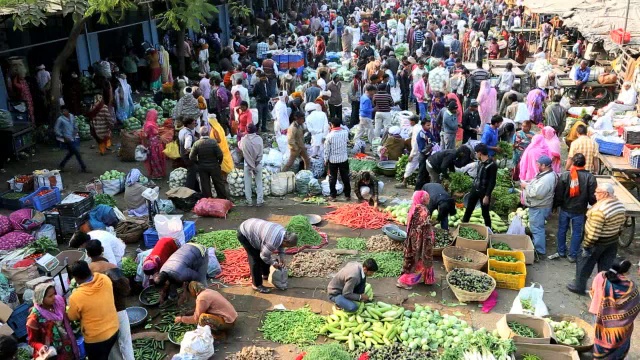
[514,343,580,360]
[0,302,14,335]
[453,223,489,252]
[496,314,553,344]
[490,234,535,264]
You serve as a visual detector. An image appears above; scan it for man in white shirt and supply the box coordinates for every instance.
[305,103,330,158]
[231,78,250,103]
[512,14,522,29]
[497,63,516,95]
[69,229,126,266]
[599,81,638,115]
[199,73,211,101]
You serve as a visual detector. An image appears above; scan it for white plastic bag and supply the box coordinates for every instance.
[276,134,288,154]
[102,178,125,196]
[135,145,148,161]
[321,177,343,196]
[507,215,527,235]
[510,283,549,317]
[34,224,57,244]
[271,172,296,196]
[154,214,185,245]
[179,325,215,360]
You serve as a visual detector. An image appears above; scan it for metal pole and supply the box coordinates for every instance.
[624,0,631,34]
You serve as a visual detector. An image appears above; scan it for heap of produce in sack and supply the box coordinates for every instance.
[394,154,416,185]
[384,203,410,225]
[508,207,530,228]
[161,99,177,116]
[75,115,92,140]
[99,170,125,181]
[123,117,142,131]
[544,318,586,346]
[227,168,272,197]
[169,168,188,189]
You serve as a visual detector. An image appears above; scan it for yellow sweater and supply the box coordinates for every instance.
[67,273,119,343]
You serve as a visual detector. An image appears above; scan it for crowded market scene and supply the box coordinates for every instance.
[2,0,640,358]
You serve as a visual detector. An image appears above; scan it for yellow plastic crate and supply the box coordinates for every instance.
[487,248,526,264]
[488,259,527,290]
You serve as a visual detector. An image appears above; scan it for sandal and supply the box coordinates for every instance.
[252,286,271,294]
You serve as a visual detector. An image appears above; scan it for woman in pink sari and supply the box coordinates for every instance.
[143,109,166,179]
[446,93,463,141]
[396,190,435,290]
[542,126,562,173]
[229,90,242,122]
[518,134,551,181]
[476,80,497,128]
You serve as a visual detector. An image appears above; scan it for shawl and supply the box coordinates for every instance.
[173,93,200,120]
[593,274,640,350]
[126,168,142,187]
[526,88,547,123]
[476,80,497,127]
[115,77,134,120]
[144,109,160,137]
[446,93,463,140]
[229,91,242,121]
[207,116,234,173]
[241,133,263,172]
[407,190,429,230]
[31,284,80,358]
[542,126,561,173]
[519,134,551,182]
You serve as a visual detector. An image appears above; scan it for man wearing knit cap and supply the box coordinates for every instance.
[520,155,558,257]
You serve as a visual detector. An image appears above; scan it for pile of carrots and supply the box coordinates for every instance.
[324,203,391,229]
[36,189,53,197]
[216,249,252,285]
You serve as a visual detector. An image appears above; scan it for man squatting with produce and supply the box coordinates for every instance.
[461,144,497,228]
[422,183,456,230]
[237,218,298,294]
[520,156,557,256]
[354,171,383,207]
[327,259,378,312]
[154,242,209,304]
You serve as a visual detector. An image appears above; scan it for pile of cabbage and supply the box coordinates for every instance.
[169,168,188,189]
[227,168,272,197]
[123,117,142,131]
[75,115,92,140]
[134,97,163,121]
[100,170,125,181]
[161,99,177,116]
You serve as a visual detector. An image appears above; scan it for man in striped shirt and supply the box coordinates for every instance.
[413,26,424,52]
[256,37,269,61]
[567,183,626,295]
[373,83,394,139]
[237,218,298,293]
[324,117,352,201]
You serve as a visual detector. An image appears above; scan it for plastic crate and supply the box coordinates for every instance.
[43,210,61,236]
[632,153,640,169]
[622,144,640,163]
[60,212,90,235]
[7,303,30,338]
[595,138,624,156]
[487,248,526,263]
[623,127,640,144]
[22,187,61,211]
[57,192,94,217]
[0,190,29,210]
[611,29,631,45]
[488,259,527,290]
[143,221,196,248]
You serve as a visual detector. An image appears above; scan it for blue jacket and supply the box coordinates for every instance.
[54,114,77,141]
[481,124,499,157]
[161,243,208,283]
[359,94,374,118]
[574,67,590,83]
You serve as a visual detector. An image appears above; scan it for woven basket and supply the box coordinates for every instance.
[433,228,454,257]
[442,246,488,272]
[544,315,595,353]
[446,268,496,302]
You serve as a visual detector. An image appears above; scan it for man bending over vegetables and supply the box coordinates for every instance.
[237,218,298,294]
[422,183,456,230]
[327,259,378,312]
[354,171,383,207]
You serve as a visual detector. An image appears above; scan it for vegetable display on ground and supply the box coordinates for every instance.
[366,235,404,252]
[447,268,494,293]
[28,237,58,255]
[439,327,516,360]
[544,319,586,346]
[259,307,325,345]
[353,342,436,359]
[227,346,276,360]
[508,321,538,338]
[458,226,485,240]
[94,193,117,207]
[288,251,343,277]
[384,203,410,225]
[169,323,196,343]
[492,186,521,216]
[447,172,473,194]
[193,230,240,250]
[121,257,138,278]
[218,249,251,284]
[363,251,403,277]
[132,338,166,360]
[286,215,323,246]
[395,155,416,185]
[303,343,352,360]
[325,203,392,229]
[434,228,453,248]
[496,141,514,159]
[349,159,378,172]
[496,168,514,188]
[336,237,367,251]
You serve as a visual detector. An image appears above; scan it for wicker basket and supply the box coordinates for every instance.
[446,268,496,302]
[442,246,488,272]
[433,228,454,257]
[544,315,595,353]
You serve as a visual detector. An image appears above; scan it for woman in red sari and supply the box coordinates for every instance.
[396,190,435,290]
[515,33,528,64]
[143,109,166,179]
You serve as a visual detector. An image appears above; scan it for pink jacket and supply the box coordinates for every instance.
[413,79,426,103]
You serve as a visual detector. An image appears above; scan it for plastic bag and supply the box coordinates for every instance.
[507,215,526,235]
[276,134,288,154]
[154,214,185,245]
[158,199,175,214]
[9,209,45,232]
[163,141,181,160]
[295,170,314,195]
[308,178,322,196]
[207,248,222,278]
[179,325,215,360]
[193,198,234,218]
[509,283,549,317]
[34,224,57,244]
[135,145,148,161]
[268,265,288,290]
[321,177,343,196]
[102,178,125,196]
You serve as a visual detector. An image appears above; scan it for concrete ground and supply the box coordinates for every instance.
[3,137,640,359]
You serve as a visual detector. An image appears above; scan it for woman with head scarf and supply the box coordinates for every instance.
[143,237,179,286]
[115,74,134,122]
[272,91,291,135]
[124,168,150,217]
[526,87,547,125]
[228,89,242,123]
[446,92,464,141]
[589,258,640,359]
[147,49,162,91]
[396,190,436,289]
[380,126,406,160]
[27,284,80,360]
[476,80,497,128]
[174,282,238,335]
[87,94,114,155]
[143,109,166,179]
[519,134,551,182]
[542,126,562,173]
[159,46,173,84]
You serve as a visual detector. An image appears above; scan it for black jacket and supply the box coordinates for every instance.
[554,169,597,214]
[252,80,270,103]
[462,109,481,142]
[472,159,497,197]
[431,41,446,58]
[428,149,457,178]
[422,183,454,215]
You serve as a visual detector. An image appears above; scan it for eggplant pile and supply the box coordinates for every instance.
[448,268,493,293]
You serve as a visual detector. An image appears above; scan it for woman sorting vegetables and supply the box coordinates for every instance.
[396,190,436,290]
[589,258,640,359]
[124,168,151,217]
[143,237,179,287]
[27,284,80,360]
[174,282,237,336]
